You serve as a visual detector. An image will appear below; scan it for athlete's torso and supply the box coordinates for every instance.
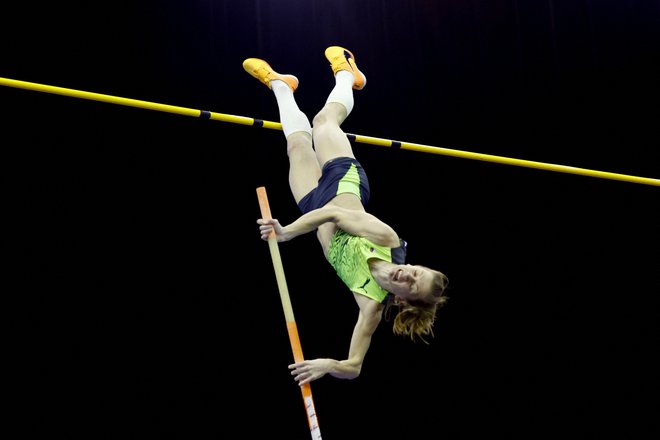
[327,229,407,303]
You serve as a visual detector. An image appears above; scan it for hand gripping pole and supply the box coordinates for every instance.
[256,186,322,440]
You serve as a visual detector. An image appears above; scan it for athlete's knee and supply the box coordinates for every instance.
[312,104,345,129]
[286,131,313,156]
[312,107,331,128]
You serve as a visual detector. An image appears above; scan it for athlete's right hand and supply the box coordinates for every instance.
[257,218,286,241]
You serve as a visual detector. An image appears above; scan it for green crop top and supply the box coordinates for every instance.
[327,229,407,303]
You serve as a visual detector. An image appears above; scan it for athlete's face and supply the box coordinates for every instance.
[388,264,435,302]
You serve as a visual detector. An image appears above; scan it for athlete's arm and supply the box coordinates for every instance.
[288,294,382,384]
[258,205,399,246]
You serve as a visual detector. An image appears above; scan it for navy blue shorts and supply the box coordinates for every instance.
[298,157,371,214]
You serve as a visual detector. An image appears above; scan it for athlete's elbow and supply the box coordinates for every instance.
[334,360,362,380]
[347,363,362,379]
[342,368,361,381]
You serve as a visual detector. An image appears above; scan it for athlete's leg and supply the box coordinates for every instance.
[312,99,354,167]
[270,81,320,203]
[243,58,320,203]
[313,47,367,167]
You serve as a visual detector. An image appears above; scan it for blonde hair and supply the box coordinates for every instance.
[384,270,449,344]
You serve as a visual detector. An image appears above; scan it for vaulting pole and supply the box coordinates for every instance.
[256,186,322,440]
[1,76,658,187]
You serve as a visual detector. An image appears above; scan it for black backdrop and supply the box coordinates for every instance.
[3,1,658,439]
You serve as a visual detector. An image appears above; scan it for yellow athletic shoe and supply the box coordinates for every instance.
[242,58,299,91]
[324,46,367,90]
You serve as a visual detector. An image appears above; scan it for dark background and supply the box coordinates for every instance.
[3,1,658,439]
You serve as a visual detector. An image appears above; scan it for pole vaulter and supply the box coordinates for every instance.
[256,186,322,440]
[1,76,658,187]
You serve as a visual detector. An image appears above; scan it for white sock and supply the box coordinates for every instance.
[271,80,312,138]
[325,70,355,116]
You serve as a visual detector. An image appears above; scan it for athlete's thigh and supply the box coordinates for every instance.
[312,121,355,167]
[287,134,322,203]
